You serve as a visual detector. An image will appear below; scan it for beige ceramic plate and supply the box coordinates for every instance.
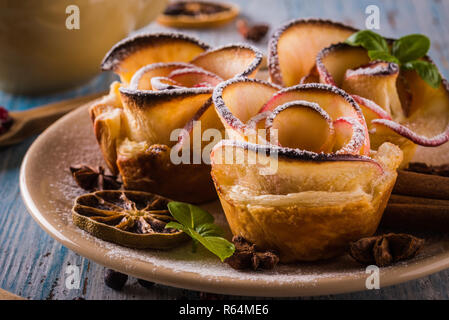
[20,101,449,297]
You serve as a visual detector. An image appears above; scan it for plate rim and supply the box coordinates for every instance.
[19,102,449,297]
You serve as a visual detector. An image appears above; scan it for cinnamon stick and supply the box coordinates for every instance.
[382,195,449,232]
[393,170,449,200]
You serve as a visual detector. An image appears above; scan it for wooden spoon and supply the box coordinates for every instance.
[0,288,25,300]
[0,91,106,147]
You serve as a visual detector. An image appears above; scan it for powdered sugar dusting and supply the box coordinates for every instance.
[334,117,366,154]
[345,61,399,78]
[372,119,449,147]
[21,104,449,295]
[268,18,357,86]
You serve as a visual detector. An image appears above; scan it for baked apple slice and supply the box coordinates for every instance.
[168,68,223,88]
[190,44,263,79]
[318,47,405,121]
[119,87,213,147]
[101,33,210,84]
[130,62,199,90]
[265,101,335,153]
[333,117,366,155]
[352,95,392,127]
[150,77,184,91]
[268,19,356,86]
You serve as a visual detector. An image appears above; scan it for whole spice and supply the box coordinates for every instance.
[406,162,449,177]
[137,279,155,289]
[236,19,269,42]
[0,106,13,135]
[382,195,449,232]
[104,269,128,291]
[349,233,424,267]
[224,236,279,271]
[393,170,449,200]
[70,165,121,191]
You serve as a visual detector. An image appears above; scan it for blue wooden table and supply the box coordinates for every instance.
[1,0,449,300]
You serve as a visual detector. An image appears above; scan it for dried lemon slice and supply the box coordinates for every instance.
[157,1,239,29]
[72,190,189,249]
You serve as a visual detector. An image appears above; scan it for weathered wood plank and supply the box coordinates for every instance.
[1,0,448,300]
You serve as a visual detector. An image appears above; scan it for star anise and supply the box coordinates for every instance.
[70,165,121,191]
[349,233,425,267]
[225,236,279,271]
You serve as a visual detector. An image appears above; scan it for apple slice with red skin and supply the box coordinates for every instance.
[268,19,356,87]
[168,68,223,88]
[120,87,213,146]
[257,83,370,154]
[150,77,184,91]
[341,61,405,122]
[352,95,392,126]
[333,117,366,155]
[102,33,210,84]
[246,111,271,132]
[213,77,281,140]
[130,62,200,90]
[265,101,335,153]
[190,44,263,80]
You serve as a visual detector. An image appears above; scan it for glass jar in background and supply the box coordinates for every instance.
[0,0,168,95]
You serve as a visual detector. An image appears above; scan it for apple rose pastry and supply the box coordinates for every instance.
[90,33,263,203]
[210,78,403,262]
[269,19,449,168]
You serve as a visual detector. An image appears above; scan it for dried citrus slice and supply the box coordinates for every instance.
[157,1,239,29]
[72,190,189,249]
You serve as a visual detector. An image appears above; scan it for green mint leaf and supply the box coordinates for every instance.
[167,202,193,228]
[165,221,188,232]
[403,60,441,89]
[345,30,389,52]
[189,231,235,262]
[392,34,430,63]
[189,204,215,228]
[196,223,224,237]
[166,202,235,261]
[167,201,213,229]
[368,51,400,64]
